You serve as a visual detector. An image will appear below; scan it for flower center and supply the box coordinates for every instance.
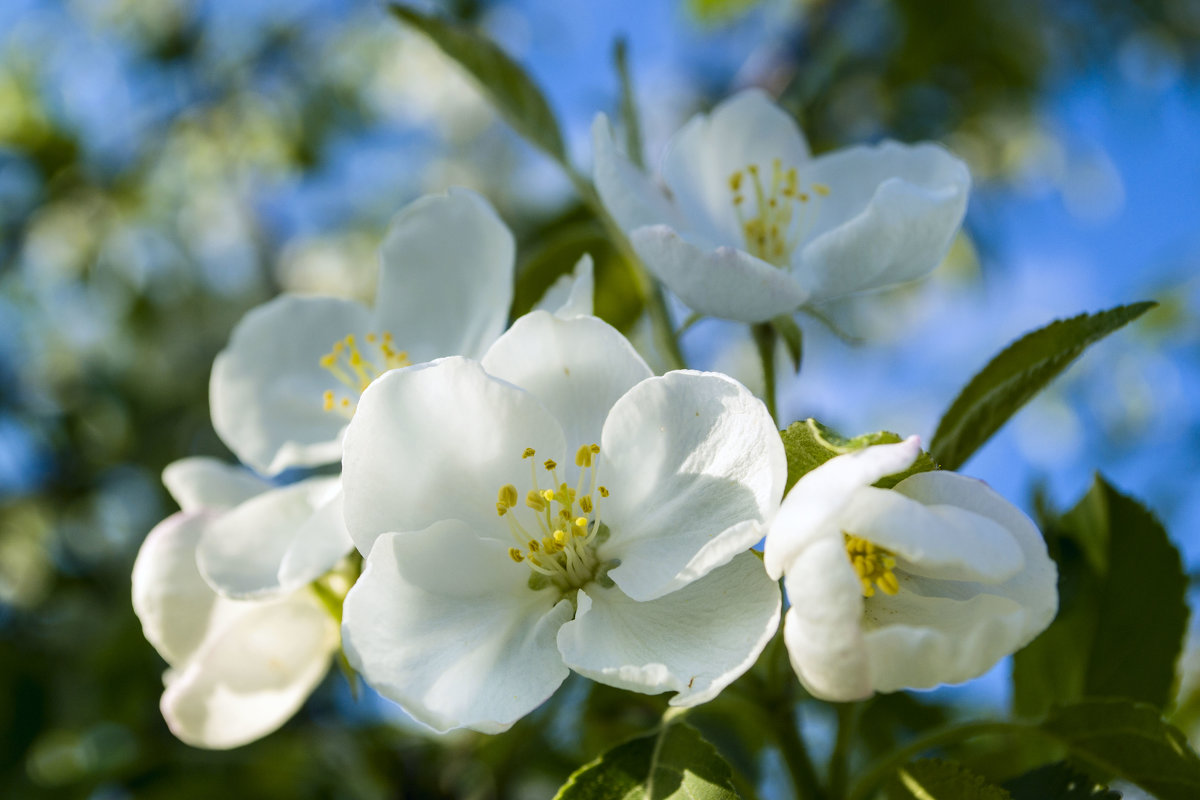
[728,160,829,266]
[844,533,900,598]
[497,444,615,594]
[319,332,411,418]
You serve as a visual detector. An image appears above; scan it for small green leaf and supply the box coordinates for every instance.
[1012,477,1187,715]
[388,5,567,165]
[1040,700,1200,800]
[613,38,644,170]
[929,302,1155,470]
[772,315,804,373]
[555,722,741,800]
[779,418,937,492]
[898,759,1011,799]
[1003,762,1120,799]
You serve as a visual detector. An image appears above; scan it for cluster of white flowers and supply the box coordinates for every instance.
[132,92,1056,748]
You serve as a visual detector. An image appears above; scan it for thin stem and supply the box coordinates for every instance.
[846,720,1047,800]
[751,322,778,421]
[771,702,825,800]
[828,703,857,800]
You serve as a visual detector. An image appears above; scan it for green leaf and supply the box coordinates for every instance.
[555,722,741,800]
[1012,477,1187,716]
[388,5,567,165]
[772,315,804,373]
[779,418,937,492]
[1003,762,1120,799]
[897,759,1011,799]
[929,302,1155,470]
[613,38,644,170]
[1040,700,1200,800]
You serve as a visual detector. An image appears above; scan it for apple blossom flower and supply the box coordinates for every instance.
[593,89,971,323]
[764,437,1058,701]
[131,457,352,748]
[210,188,518,476]
[339,311,784,733]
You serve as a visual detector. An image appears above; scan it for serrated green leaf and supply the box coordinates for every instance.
[772,315,804,373]
[388,5,567,164]
[1012,477,1187,716]
[898,759,1011,799]
[929,302,1155,470]
[1040,700,1200,800]
[1003,761,1120,800]
[555,722,741,800]
[780,418,937,492]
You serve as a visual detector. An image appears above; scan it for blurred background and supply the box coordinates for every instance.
[1,0,1198,797]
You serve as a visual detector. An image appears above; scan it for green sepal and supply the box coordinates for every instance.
[780,418,937,492]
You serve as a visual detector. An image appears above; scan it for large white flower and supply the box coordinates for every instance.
[593,89,971,323]
[763,438,1058,702]
[131,458,351,748]
[210,188,517,476]
[339,311,785,733]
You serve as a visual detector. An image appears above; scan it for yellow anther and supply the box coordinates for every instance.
[813,183,831,196]
[575,444,594,467]
[496,502,508,517]
[319,353,337,368]
[322,391,334,411]
[366,333,377,343]
[729,171,743,191]
[344,334,356,346]
[590,444,600,454]
[844,533,901,599]
[747,164,759,175]
[498,484,518,508]
[340,398,351,408]
[542,535,559,553]
[523,448,536,459]
[579,496,593,513]
[543,459,557,471]
[541,489,555,503]
[553,529,567,546]
[528,539,540,552]
[598,486,609,498]
[526,491,546,511]
[574,517,588,530]
[508,547,524,563]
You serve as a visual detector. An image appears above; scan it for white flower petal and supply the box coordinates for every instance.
[781,535,871,701]
[532,253,595,320]
[862,590,1029,693]
[341,357,567,555]
[795,142,970,301]
[210,294,371,475]
[662,89,811,242]
[891,471,1058,642]
[197,477,348,599]
[601,371,785,601]
[836,486,1025,584]
[374,188,514,362]
[160,592,338,750]
[764,437,921,580]
[341,523,574,733]
[558,552,780,706]
[629,226,808,323]
[592,114,682,233]
[162,457,271,513]
[481,312,651,451]
[132,512,241,667]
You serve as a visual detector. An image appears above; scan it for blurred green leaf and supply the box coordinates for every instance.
[555,721,741,800]
[1012,477,1186,716]
[780,418,937,492]
[929,302,1156,470]
[686,0,765,25]
[388,5,568,165]
[1040,700,1200,800]
[898,759,1011,799]
[613,38,644,170]
[772,315,804,373]
[1002,762,1120,800]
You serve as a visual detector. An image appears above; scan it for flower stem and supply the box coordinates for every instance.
[751,322,778,421]
[828,703,857,799]
[771,702,825,800]
[845,720,1046,800]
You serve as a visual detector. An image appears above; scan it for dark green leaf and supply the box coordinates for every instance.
[1012,477,1187,715]
[555,722,741,800]
[780,418,937,492]
[772,315,804,373]
[1003,762,1120,800]
[388,5,567,164]
[1040,700,1200,800]
[929,302,1155,470]
[898,759,1011,799]
[613,38,644,170]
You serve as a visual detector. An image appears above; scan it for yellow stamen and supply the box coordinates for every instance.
[844,533,901,598]
[523,448,536,459]
[508,548,524,563]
